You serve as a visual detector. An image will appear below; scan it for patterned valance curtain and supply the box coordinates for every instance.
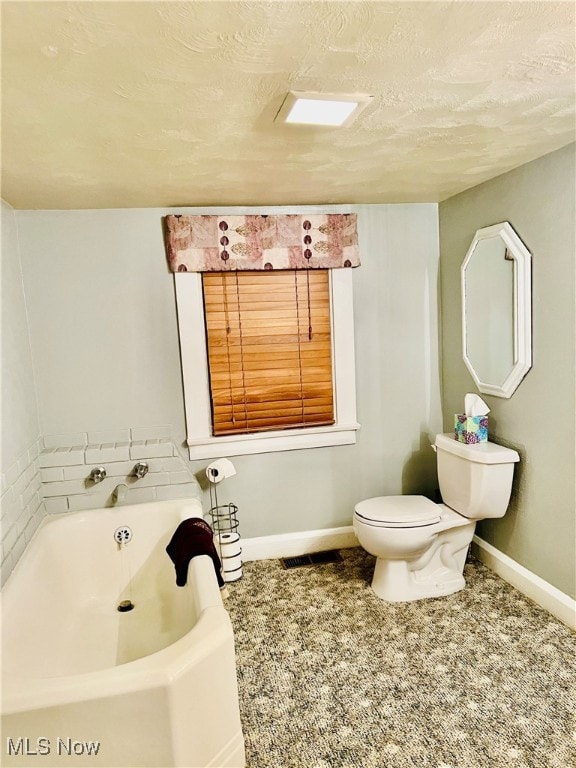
[164,213,360,272]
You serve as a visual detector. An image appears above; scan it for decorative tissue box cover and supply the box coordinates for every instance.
[454,414,488,443]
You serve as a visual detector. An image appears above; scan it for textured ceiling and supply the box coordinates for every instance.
[2,1,575,210]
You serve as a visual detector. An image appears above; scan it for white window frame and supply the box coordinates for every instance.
[175,269,359,459]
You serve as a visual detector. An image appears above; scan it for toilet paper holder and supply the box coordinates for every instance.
[206,459,242,583]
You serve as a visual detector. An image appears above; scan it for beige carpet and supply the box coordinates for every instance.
[226,548,575,768]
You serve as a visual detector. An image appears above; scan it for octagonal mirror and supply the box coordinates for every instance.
[461,222,531,398]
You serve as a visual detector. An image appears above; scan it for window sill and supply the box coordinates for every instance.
[186,423,360,460]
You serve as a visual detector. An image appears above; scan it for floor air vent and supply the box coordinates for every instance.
[281,550,343,569]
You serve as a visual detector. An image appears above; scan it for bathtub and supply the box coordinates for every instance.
[1,499,245,768]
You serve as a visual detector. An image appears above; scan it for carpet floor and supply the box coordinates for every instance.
[226,548,575,768]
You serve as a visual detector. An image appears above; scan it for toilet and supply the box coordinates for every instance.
[353,433,520,602]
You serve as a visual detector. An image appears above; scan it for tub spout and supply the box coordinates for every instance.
[112,484,128,506]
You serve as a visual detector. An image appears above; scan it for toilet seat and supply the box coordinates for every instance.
[354,495,441,528]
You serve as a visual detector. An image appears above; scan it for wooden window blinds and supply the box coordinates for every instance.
[202,270,335,436]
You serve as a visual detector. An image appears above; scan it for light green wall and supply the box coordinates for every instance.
[1,201,41,469]
[15,204,442,538]
[439,144,576,598]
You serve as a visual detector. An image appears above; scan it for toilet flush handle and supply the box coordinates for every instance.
[430,444,437,453]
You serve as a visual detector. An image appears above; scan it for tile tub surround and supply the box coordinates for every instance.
[1,427,200,586]
[39,428,200,513]
[1,437,45,586]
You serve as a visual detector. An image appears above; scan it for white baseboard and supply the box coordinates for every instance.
[472,535,576,630]
[241,525,358,562]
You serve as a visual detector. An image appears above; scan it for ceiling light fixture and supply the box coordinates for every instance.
[275,90,373,127]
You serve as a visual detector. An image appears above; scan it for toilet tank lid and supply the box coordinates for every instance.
[435,433,520,464]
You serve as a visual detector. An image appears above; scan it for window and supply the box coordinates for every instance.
[175,268,358,459]
[204,270,334,436]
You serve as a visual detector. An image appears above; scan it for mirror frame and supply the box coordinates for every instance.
[461,221,532,399]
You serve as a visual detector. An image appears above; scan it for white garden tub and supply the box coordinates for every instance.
[1,499,245,767]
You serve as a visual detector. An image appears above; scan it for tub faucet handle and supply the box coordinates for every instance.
[133,461,149,479]
[89,466,106,484]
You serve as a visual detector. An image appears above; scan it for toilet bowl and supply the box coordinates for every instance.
[353,497,476,601]
[354,434,520,602]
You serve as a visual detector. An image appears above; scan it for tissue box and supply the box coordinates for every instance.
[454,414,488,444]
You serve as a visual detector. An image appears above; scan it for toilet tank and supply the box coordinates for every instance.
[434,433,520,520]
